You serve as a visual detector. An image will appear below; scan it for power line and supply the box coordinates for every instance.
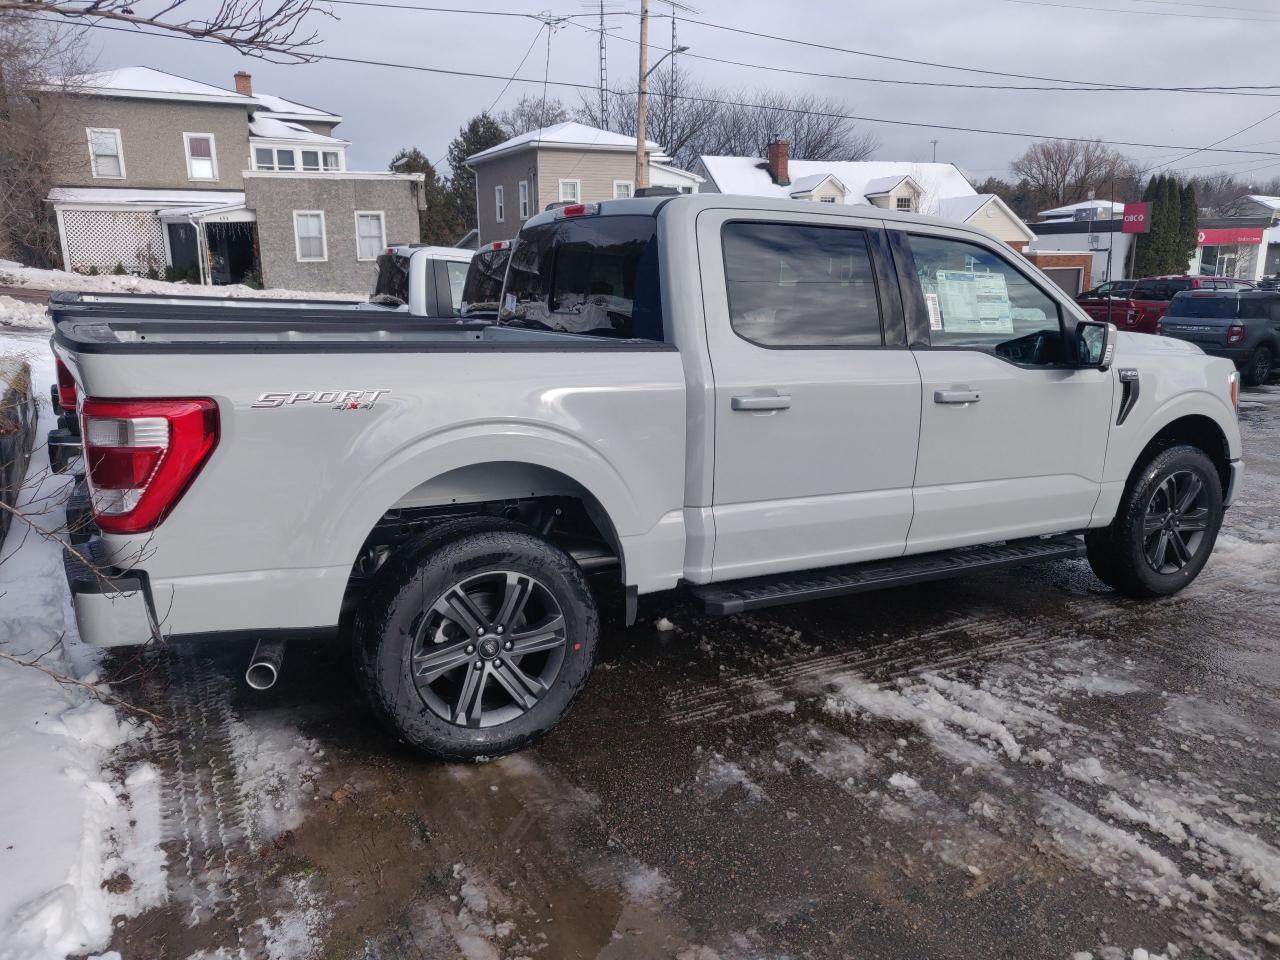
[994,0,1280,22]
[35,17,1280,160]
[482,22,545,118]
[566,18,1280,98]
[1153,106,1280,171]
[670,15,1280,94]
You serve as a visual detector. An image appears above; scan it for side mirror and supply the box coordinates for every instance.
[1076,320,1116,371]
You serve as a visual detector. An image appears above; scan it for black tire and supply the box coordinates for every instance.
[1085,444,1224,599]
[353,518,599,761]
[1242,344,1274,387]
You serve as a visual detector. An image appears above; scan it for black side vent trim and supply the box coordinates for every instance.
[1117,368,1140,425]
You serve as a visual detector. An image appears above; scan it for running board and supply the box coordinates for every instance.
[691,534,1086,615]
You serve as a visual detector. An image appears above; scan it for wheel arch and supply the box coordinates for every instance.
[1129,413,1231,494]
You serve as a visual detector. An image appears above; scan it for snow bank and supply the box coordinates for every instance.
[0,261,363,303]
[0,334,158,960]
[0,296,51,331]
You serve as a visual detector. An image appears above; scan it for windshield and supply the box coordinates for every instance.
[500,215,663,340]
[461,248,509,316]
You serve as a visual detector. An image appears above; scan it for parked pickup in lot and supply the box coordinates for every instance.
[52,196,1244,759]
[1077,275,1254,334]
[1160,288,1280,385]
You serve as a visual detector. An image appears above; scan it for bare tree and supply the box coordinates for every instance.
[577,70,878,171]
[0,0,323,60]
[0,15,92,268]
[1009,138,1139,212]
[495,94,570,139]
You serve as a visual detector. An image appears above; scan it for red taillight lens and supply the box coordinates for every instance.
[55,358,77,410]
[80,398,219,534]
[1227,324,1246,344]
[554,203,599,219]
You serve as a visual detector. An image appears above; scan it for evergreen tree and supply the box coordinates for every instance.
[1177,182,1199,275]
[445,114,507,237]
[1131,176,1161,278]
[1158,176,1181,273]
[389,146,462,246]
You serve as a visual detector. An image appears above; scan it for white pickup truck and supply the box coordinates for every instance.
[52,195,1243,759]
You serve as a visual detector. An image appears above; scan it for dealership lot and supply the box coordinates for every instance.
[95,386,1280,960]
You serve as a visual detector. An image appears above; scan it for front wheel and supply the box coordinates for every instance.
[354,519,599,760]
[1086,444,1224,598]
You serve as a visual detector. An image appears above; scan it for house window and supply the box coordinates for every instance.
[323,151,340,171]
[87,128,124,178]
[355,211,386,261]
[184,133,217,181]
[495,185,505,223]
[896,196,913,212]
[559,179,580,203]
[293,211,327,262]
[613,180,634,199]
[254,147,274,169]
[254,147,342,172]
[301,150,320,171]
[518,180,530,219]
[819,197,836,204]
[276,149,296,171]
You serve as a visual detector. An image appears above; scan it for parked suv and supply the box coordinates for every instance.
[1078,275,1255,334]
[1160,288,1280,385]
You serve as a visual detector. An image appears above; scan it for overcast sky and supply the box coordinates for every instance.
[86,0,1280,190]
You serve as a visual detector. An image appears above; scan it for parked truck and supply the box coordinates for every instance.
[52,196,1243,760]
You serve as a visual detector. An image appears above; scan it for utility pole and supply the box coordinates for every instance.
[930,139,939,163]
[598,0,608,128]
[635,0,650,189]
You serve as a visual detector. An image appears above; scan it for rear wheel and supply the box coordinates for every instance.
[1242,344,1274,387]
[354,519,599,760]
[1086,444,1224,598]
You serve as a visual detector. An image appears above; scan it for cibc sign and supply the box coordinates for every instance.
[1122,202,1151,234]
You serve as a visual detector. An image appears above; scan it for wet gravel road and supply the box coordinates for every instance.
[107,386,1280,960]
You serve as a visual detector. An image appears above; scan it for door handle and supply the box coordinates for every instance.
[731,393,792,411]
[934,389,981,404]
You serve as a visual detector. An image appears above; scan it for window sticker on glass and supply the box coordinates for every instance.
[934,270,1013,334]
[925,292,943,330]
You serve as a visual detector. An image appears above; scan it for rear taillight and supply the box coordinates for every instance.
[80,398,219,534]
[55,358,77,410]
[554,203,600,219]
[1227,324,1246,345]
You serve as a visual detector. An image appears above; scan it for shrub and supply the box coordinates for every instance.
[111,261,126,275]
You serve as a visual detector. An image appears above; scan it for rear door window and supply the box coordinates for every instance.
[445,260,468,315]
[501,215,663,340]
[720,221,883,347]
[373,253,410,303]
[461,248,509,316]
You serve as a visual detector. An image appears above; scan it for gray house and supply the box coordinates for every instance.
[45,67,422,293]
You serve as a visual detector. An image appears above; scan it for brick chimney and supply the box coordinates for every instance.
[766,137,790,187]
[233,71,253,96]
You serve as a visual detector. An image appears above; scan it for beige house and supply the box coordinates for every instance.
[42,66,422,292]
[694,140,1035,250]
[465,122,702,245]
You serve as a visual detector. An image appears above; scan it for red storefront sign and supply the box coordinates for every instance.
[1121,202,1150,234]
[1196,227,1265,246]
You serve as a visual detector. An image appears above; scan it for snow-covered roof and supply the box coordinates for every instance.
[1037,199,1126,219]
[862,174,913,196]
[48,187,245,208]
[1243,195,1280,210]
[61,67,254,106]
[467,122,664,165]
[789,173,844,196]
[935,194,992,222]
[698,157,976,206]
[251,92,342,124]
[249,115,348,145]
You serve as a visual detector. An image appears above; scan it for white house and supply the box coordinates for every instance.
[692,140,1035,249]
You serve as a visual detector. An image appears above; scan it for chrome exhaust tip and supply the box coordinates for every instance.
[246,638,285,691]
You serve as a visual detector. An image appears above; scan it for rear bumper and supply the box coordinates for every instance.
[1224,459,1244,509]
[63,537,159,648]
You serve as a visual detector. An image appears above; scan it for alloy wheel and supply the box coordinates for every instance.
[410,571,568,728]
[1143,471,1210,575]
[1252,348,1273,385]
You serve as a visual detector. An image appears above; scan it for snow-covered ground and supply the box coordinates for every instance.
[0,333,162,959]
[0,260,363,331]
